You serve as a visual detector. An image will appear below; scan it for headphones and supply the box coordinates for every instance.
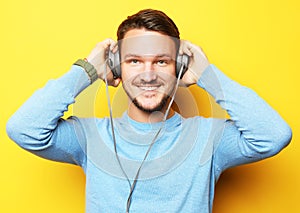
[107,49,190,79]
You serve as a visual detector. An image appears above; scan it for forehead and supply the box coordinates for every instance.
[120,29,177,57]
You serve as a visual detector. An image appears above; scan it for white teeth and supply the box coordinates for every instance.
[139,86,159,91]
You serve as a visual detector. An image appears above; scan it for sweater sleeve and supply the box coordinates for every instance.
[6,65,91,167]
[197,64,292,172]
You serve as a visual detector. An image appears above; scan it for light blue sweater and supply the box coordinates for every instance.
[6,64,292,213]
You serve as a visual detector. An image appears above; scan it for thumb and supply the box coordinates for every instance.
[111,78,121,87]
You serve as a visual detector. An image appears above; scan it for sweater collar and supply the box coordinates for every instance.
[114,112,183,145]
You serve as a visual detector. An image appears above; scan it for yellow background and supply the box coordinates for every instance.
[1,0,299,212]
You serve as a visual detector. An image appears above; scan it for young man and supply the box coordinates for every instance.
[6,9,292,213]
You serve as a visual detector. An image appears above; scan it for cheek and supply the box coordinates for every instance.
[159,66,176,81]
[160,64,176,76]
[121,64,134,81]
[121,63,145,80]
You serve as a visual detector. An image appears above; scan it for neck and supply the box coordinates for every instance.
[127,102,175,123]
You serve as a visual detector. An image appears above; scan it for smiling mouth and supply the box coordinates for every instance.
[138,86,161,91]
[133,82,163,91]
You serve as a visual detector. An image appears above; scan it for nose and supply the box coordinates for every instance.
[144,61,155,72]
[140,62,157,82]
[140,71,157,83]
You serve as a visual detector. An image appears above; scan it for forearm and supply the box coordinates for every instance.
[6,65,91,150]
[197,65,292,157]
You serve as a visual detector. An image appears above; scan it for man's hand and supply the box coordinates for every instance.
[86,39,121,87]
[179,40,210,86]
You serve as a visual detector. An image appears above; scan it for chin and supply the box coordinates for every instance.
[133,96,169,113]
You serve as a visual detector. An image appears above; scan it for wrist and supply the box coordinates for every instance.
[73,59,98,84]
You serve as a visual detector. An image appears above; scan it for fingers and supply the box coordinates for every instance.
[102,65,121,87]
[179,40,193,56]
[99,38,116,50]
[104,70,121,87]
[92,38,117,57]
[179,40,208,59]
[109,40,118,53]
[111,78,121,87]
[86,38,118,80]
[178,40,210,86]
[102,38,119,55]
[94,38,117,57]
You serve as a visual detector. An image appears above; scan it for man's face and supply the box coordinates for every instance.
[120,29,177,113]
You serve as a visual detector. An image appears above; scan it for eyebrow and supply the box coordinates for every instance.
[124,54,173,60]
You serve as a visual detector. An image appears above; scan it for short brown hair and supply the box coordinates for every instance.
[117,9,180,41]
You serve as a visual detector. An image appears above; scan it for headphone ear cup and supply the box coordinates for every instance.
[176,54,190,78]
[107,50,121,78]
